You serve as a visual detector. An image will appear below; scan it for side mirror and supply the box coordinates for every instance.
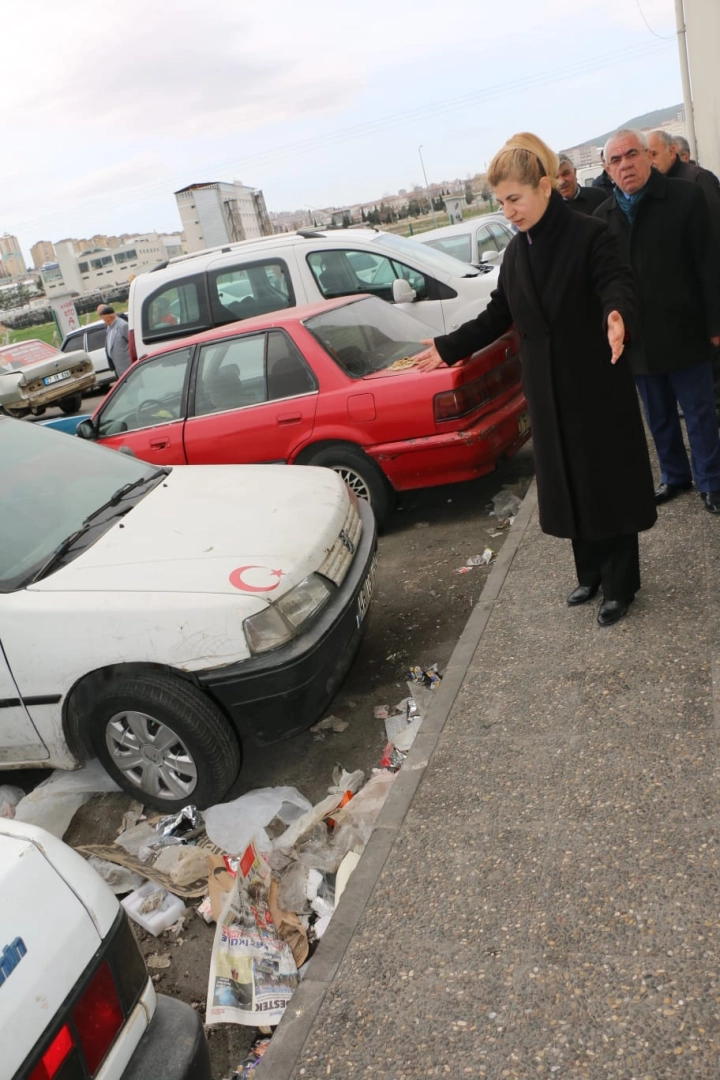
[392,279,416,304]
[479,249,500,265]
[76,418,98,440]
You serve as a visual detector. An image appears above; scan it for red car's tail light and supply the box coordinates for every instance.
[128,327,137,364]
[71,961,124,1074]
[433,353,522,422]
[28,1025,73,1080]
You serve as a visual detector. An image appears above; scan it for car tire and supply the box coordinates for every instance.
[59,393,83,415]
[86,672,241,811]
[301,444,395,525]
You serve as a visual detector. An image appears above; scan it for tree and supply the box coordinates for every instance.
[464,181,475,205]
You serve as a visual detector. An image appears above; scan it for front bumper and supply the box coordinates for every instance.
[196,497,377,744]
[370,388,530,491]
[122,995,211,1080]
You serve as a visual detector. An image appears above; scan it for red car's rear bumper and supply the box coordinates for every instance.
[369,389,530,491]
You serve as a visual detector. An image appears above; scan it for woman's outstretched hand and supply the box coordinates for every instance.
[607,310,626,364]
[413,340,447,372]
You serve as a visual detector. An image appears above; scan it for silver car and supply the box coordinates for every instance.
[417,215,515,269]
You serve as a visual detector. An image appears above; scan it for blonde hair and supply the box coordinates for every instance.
[487,133,559,190]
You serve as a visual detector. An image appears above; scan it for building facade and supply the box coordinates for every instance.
[40,232,184,297]
[0,234,27,277]
[30,241,56,269]
[175,181,273,253]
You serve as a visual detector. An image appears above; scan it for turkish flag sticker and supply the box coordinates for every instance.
[228,565,286,592]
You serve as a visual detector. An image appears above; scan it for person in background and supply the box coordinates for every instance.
[97,304,131,378]
[414,132,656,627]
[674,134,693,164]
[647,129,720,238]
[596,129,720,515]
[592,151,615,196]
[556,154,610,214]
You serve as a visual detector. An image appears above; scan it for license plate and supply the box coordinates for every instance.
[517,411,530,436]
[43,370,72,386]
[356,555,377,627]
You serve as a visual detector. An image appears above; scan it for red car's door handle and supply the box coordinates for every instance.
[277,414,302,426]
[150,438,170,449]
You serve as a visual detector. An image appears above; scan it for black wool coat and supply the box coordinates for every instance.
[667,156,720,243]
[594,168,720,374]
[434,192,657,542]
[564,185,610,216]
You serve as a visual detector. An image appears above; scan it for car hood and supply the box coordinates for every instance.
[31,464,350,600]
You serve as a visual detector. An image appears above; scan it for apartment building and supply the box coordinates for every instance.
[175,181,273,253]
[30,240,56,269]
[40,232,184,297]
[0,233,27,277]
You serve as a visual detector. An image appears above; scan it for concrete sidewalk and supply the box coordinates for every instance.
[259,479,720,1079]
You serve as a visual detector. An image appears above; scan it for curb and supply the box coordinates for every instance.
[256,481,539,1078]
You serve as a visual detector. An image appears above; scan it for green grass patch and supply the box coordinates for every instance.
[2,300,128,347]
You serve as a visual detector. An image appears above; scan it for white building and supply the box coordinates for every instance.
[175,181,273,253]
[40,232,184,297]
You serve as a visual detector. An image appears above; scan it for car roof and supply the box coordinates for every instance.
[135,294,373,359]
[418,217,510,242]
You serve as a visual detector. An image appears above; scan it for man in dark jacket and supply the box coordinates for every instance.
[592,152,615,196]
[556,155,609,215]
[647,129,720,238]
[596,129,720,514]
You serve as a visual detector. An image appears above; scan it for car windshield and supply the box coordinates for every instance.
[305,296,430,377]
[370,231,479,278]
[0,418,164,592]
[423,234,472,263]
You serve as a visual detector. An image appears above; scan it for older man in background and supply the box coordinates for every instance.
[97,304,131,378]
[595,129,720,514]
[556,155,610,214]
[647,129,720,234]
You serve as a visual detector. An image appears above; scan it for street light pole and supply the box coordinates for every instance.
[418,145,439,228]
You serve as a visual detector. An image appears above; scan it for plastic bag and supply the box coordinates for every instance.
[153,845,210,887]
[14,760,120,838]
[0,785,26,819]
[115,822,158,860]
[277,863,323,914]
[87,856,145,895]
[488,490,522,520]
[332,771,396,849]
[204,787,313,855]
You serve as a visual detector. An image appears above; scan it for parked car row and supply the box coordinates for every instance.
[417,214,516,268]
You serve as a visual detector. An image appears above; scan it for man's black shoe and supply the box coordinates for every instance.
[567,584,600,606]
[700,490,720,514]
[655,481,693,504]
[597,599,630,627]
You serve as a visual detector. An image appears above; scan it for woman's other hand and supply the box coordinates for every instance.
[607,311,626,364]
[413,340,447,372]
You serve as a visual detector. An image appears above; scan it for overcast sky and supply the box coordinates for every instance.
[2,0,679,262]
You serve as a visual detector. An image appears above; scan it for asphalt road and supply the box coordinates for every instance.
[19,394,534,1076]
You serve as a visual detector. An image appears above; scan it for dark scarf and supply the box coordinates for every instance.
[614,183,648,225]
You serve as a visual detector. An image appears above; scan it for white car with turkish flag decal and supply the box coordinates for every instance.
[0,417,376,810]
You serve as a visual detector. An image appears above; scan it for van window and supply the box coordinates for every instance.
[307,250,428,302]
[86,327,107,352]
[141,276,209,344]
[208,260,295,327]
[97,349,191,436]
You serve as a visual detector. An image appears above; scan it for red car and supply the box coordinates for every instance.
[78,296,529,522]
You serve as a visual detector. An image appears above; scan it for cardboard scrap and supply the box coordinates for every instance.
[76,843,210,899]
[268,879,310,968]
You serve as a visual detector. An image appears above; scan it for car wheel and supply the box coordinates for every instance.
[58,393,83,415]
[302,444,395,524]
[86,672,241,811]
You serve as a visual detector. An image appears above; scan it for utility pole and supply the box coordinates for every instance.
[674,0,697,161]
[676,0,720,175]
[418,146,439,229]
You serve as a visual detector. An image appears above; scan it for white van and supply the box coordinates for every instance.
[128,228,498,363]
[3,819,211,1079]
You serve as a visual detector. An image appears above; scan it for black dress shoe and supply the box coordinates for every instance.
[597,598,632,627]
[700,490,720,514]
[567,583,600,606]
[655,481,692,504]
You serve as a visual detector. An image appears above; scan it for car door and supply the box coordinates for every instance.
[182,329,318,464]
[94,347,193,464]
[0,634,48,762]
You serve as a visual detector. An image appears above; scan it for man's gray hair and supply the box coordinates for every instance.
[649,128,675,148]
[675,134,690,156]
[603,128,648,160]
[557,154,575,169]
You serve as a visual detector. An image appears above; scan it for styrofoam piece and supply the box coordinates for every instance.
[121,880,185,936]
[335,850,361,905]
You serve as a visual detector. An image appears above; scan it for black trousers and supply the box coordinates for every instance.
[571,533,640,602]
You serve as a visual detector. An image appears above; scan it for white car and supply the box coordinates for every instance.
[416,216,515,269]
[0,339,96,417]
[2,818,211,1079]
[128,228,498,362]
[0,417,376,809]
[60,320,117,390]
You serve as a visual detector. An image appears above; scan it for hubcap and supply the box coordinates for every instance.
[332,466,371,503]
[105,710,198,800]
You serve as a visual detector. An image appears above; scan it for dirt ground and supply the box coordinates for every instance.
[25,400,534,1076]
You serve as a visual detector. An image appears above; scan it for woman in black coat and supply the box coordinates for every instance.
[415,133,657,627]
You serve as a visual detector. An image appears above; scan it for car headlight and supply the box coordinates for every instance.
[243,574,333,654]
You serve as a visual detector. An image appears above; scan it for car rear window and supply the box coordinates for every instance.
[141,275,210,344]
[423,234,472,263]
[61,334,86,353]
[207,260,295,327]
[304,296,426,378]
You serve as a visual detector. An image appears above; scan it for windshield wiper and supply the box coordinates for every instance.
[83,468,169,526]
[26,468,169,585]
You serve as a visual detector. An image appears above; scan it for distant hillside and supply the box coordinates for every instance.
[582,104,684,148]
